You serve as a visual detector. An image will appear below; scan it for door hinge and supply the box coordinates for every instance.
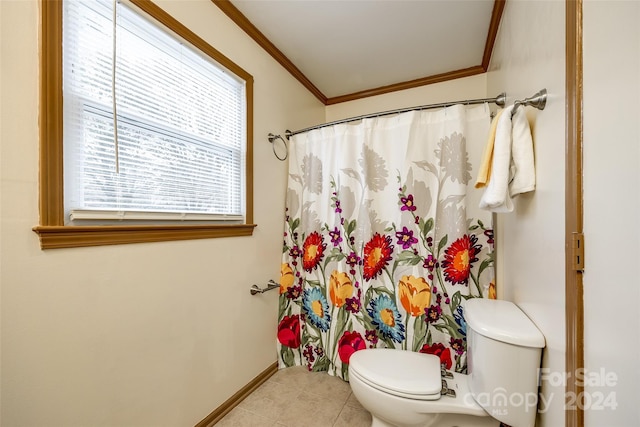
[572,232,585,271]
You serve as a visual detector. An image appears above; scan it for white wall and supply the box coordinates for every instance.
[0,1,324,426]
[486,1,566,426]
[326,74,487,122]
[583,2,640,426]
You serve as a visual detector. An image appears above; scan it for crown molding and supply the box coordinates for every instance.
[212,0,327,104]
[213,0,505,105]
[325,66,487,105]
[482,0,506,70]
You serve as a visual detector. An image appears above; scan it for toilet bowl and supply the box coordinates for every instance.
[348,299,545,427]
[349,349,497,427]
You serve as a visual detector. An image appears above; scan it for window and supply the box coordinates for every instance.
[35,0,255,249]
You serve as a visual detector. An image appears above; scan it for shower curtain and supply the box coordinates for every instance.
[277,104,495,380]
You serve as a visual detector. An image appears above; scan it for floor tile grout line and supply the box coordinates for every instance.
[332,393,353,427]
[216,366,371,426]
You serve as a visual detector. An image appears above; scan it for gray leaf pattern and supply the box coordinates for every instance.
[405,168,432,215]
[365,200,389,234]
[286,188,300,218]
[435,194,467,238]
[341,168,361,183]
[359,145,388,191]
[413,160,439,177]
[301,201,321,233]
[435,132,472,184]
[338,185,356,220]
[302,154,323,194]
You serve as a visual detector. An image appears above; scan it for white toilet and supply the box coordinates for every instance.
[348,298,545,427]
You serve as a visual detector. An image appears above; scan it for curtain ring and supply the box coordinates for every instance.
[268,133,288,161]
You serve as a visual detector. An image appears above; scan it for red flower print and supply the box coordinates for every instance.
[363,233,394,281]
[441,234,481,285]
[303,232,326,272]
[338,330,366,364]
[419,342,452,370]
[277,315,301,348]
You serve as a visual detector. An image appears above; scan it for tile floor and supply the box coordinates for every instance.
[214,366,372,427]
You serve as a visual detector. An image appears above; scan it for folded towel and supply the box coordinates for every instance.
[509,108,536,196]
[479,105,515,212]
[475,109,504,188]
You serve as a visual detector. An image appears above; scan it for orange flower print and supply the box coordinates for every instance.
[280,263,295,295]
[329,270,353,308]
[363,233,394,281]
[441,234,481,285]
[303,231,326,272]
[398,275,431,316]
[488,281,497,299]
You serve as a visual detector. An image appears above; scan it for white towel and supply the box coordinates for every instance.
[509,108,536,196]
[479,105,514,212]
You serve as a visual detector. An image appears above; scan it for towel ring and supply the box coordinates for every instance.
[268,133,288,161]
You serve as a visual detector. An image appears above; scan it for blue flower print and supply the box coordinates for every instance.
[367,294,405,343]
[302,287,331,331]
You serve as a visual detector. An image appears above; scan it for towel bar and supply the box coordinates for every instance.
[250,280,279,295]
[511,89,547,117]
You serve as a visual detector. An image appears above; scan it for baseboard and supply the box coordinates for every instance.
[194,361,279,427]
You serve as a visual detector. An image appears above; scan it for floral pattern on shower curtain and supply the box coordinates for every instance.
[277,104,495,380]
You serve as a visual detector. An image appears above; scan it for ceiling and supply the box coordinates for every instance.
[214,0,504,105]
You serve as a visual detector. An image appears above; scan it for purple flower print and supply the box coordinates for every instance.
[329,227,342,246]
[345,296,361,314]
[450,338,465,355]
[346,251,360,266]
[425,304,442,323]
[395,226,418,249]
[400,194,417,212]
[289,245,302,259]
[365,329,379,345]
[423,254,437,271]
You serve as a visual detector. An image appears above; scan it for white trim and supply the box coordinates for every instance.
[70,209,244,222]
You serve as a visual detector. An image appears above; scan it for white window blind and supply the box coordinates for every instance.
[63,0,246,222]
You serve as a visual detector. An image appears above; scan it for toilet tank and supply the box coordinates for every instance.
[464,298,545,427]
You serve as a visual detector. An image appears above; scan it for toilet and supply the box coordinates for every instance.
[348,298,545,427]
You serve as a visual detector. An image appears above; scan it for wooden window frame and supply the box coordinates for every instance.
[34,0,255,249]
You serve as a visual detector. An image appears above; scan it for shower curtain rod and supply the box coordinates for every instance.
[285,92,508,139]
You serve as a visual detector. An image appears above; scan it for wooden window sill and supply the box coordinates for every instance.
[33,224,257,249]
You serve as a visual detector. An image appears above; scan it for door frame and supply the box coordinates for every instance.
[565,0,584,426]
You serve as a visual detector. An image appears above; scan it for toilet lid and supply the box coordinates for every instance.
[349,349,442,400]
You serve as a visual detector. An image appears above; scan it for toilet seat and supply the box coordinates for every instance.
[349,349,443,401]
